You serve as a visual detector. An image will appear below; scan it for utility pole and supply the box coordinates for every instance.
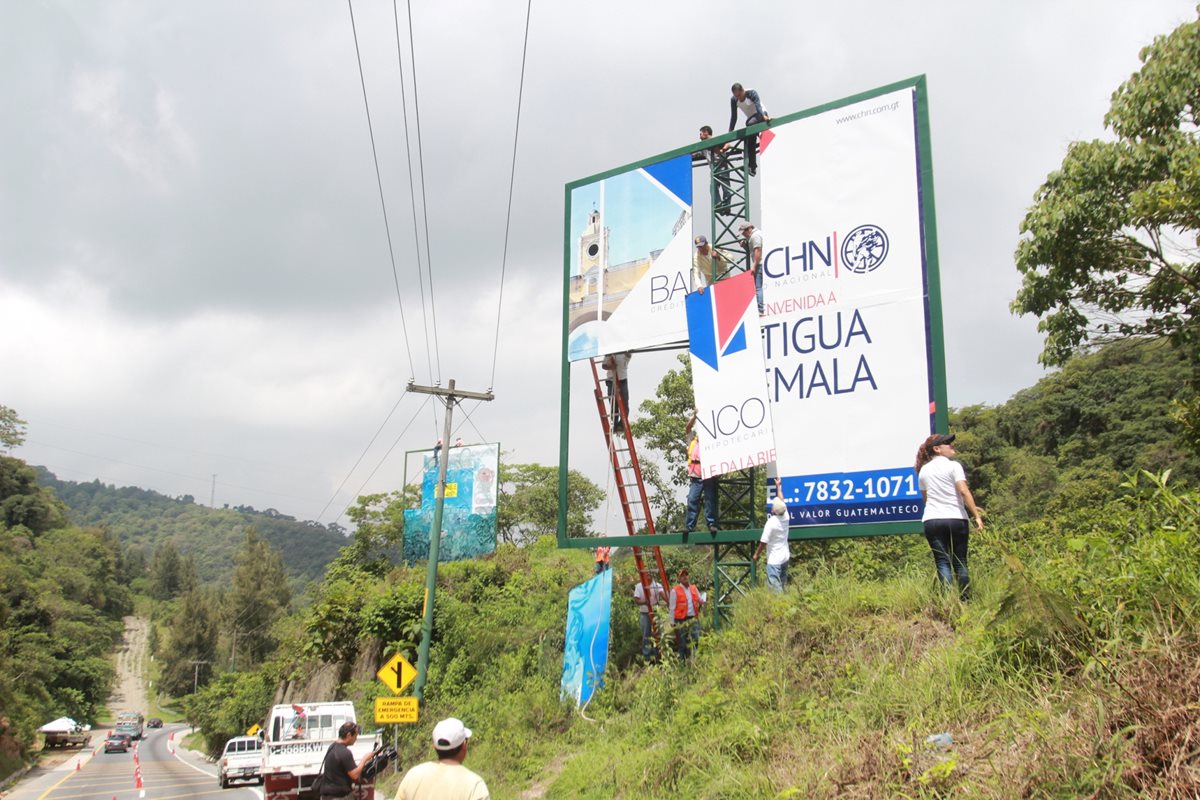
[189,659,211,695]
[408,379,495,703]
[210,474,217,508]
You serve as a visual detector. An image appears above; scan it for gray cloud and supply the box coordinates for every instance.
[2,0,1194,521]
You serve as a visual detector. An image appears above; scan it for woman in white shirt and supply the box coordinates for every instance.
[915,433,983,599]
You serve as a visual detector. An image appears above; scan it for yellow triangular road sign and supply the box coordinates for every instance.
[376,653,417,695]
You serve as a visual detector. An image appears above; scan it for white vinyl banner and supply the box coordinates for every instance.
[760,87,933,526]
[685,271,776,478]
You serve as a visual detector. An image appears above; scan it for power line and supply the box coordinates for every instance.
[488,0,534,392]
[390,0,437,386]
[404,0,442,383]
[333,394,433,525]
[346,0,418,383]
[314,389,409,524]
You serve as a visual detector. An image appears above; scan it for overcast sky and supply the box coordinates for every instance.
[2,0,1195,526]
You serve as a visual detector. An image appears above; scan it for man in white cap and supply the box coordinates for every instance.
[739,221,765,314]
[394,717,488,800]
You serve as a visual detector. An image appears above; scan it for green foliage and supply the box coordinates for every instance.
[184,670,275,755]
[497,462,603,542]
[0,405,26,451]
[226,527,290,669]
[37,469,348,585]
[1012,8,1200,441]
[0,451,127,760]
[950,338,1196,521]
[341,491,410,576]
[157,587,219,697]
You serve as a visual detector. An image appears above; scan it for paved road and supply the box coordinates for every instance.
[2,725,261,800]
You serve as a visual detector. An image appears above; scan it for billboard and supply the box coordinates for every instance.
[560,568,612,707]
[760,86,935,527]
[402,443,499,563]
[558,76,945,546]
[566,153,694,360]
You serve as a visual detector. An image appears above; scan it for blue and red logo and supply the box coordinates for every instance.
[685,271,756,371]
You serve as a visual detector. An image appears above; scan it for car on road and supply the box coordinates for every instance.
[218,735,263,788]
[147,718,163,729]
[103,734,132,754]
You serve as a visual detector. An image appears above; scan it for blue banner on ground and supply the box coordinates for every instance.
[560,568,613,707]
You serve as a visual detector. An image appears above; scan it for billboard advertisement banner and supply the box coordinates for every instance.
[685,271,776,479]
[402,443,499,563]
[560,567,612,707]
[760,87,932,525]
[566,154,694,360]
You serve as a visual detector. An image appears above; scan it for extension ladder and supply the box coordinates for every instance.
[589,358,672,642]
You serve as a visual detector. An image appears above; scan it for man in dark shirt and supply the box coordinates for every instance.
[320,722,375,800]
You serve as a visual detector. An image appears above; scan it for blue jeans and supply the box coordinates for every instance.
[674,618,699,659]
[638,612,656,659]
[924,518,970,598]
[766,562,788,592]
[686,477,718,531]
[753,267,763,314]
[594,561,609,574]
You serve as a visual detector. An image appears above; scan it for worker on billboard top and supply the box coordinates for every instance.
[729,83,770,176]
[739,222,765,314]
[693,235,734,289]
[395,717,489,800]
[697,125,732,212]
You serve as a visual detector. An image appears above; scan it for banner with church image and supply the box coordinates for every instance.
[565,153,694,361]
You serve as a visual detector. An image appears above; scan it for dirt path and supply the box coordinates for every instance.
[108,616,149,719]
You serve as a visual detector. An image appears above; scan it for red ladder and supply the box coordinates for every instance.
[589,358,672,641]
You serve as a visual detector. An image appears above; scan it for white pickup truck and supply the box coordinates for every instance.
[219,735,263,788]
[262,702,379,800]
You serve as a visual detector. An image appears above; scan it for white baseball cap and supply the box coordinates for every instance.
[432,718,472,750]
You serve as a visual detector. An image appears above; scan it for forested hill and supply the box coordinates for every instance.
[35,470,347,584]
[949,338,1197,520]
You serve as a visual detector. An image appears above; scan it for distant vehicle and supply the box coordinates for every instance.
[104,734,131,754]
[219,735,263,789]
[115,711,144,740]
[39,717,92,748]
[147,718,163,729]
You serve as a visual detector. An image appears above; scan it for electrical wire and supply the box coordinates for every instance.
[314,389,409,523]
[332,394,433,525]
[404,0,442,383]
[488,0,533,392]
[346,0,419,383]
[390,0,437,387]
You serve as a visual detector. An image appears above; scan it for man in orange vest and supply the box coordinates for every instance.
[685,410,718,534]
[668,568,705,659]
[594,546,611,574]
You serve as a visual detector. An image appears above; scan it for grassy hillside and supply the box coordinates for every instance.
[36,470,346,583]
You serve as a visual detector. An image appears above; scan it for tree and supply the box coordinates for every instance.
[340,490,410,577]
[496,462,604,543]
[149,541,184,600]
[225,527,289,669]
[159,587,218,697]
[0,405,26,451]
[1012,10,1200,440]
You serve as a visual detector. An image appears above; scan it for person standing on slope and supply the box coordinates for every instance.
[914,433,984,600]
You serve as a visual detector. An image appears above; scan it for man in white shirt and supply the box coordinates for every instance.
[394,718,488,800]
[601,351,632,433]
[632,578,665,660]
[740,222,765,314]
[753,496,791,591]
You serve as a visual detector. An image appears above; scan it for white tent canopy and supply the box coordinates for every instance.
[39,717,83,733]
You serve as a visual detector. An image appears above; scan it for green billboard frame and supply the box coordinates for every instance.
[557,75,948,549]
